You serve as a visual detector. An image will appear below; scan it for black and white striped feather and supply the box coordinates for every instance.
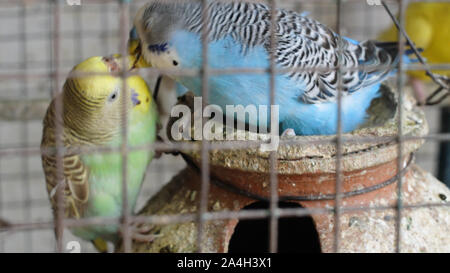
[140,0,399,103]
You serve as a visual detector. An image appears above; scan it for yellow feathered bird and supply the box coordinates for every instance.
[41,55,159,252]
[378,2,450,102]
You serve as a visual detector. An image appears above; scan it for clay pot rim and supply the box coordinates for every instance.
[183,86,428,174]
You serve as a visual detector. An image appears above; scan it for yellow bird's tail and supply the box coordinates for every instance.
[91,238,108,253]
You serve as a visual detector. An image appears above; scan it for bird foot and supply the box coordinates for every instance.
[129,222,161,243]
[410,78,426,105]
[281,128,296,137]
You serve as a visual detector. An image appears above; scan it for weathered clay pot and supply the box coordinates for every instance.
[125,85,450,253]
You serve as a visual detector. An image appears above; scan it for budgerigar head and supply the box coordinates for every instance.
[62,55,154,142]
[132,1,194,71]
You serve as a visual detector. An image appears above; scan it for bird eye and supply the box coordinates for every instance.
[108,90,119,103]
[173,60,179,66]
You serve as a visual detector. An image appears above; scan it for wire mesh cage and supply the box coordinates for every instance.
[0,0,449,253]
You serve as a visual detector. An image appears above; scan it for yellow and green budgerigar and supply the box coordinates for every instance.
[41,55,159,252]
[378,2,450,101]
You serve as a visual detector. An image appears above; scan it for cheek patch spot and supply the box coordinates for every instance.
[148,43,168,54]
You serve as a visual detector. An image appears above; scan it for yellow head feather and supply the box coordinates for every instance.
[65,55,153,114]
[69,56,121,99]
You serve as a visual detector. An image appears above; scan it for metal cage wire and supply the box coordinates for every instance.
[0,0,449,253]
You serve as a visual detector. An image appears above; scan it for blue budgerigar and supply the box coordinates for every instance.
[133,0,413,136]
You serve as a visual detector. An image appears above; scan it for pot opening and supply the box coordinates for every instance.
[228,201,321,253]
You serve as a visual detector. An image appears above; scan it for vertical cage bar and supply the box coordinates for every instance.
[0,157,2,252]
[332,0,343,253]
[395,0,407,253]
[197,0,211,253]
[0,34,3,252]
[52,0,65,253]
[268,0,279,254]
[438,107,450,187]
[119,0,131,253]
[74,4,83,64]
[20,0,33,252]
[101,1,111,55]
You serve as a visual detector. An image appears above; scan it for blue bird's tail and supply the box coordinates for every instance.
[357,40,422,85]
[374,41,422,65]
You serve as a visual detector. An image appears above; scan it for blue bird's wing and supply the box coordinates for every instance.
[272,14,402,104]
[184,2,403,104]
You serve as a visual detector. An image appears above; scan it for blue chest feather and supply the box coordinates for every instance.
[170,30,381,135]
